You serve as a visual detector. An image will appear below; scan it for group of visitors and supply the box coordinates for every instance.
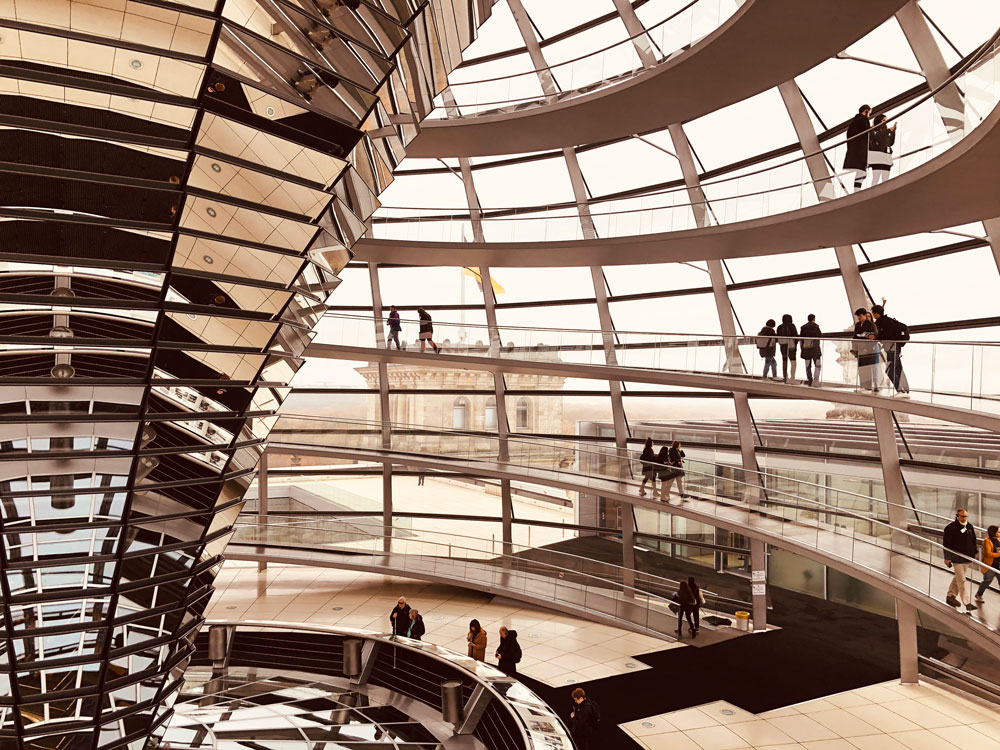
[755,314,824,386]
[467,620,523,675]
[943,511,1000,612]
[674,576,704,638]
[390,600,523,675]
[386,306,440,353]
[845,103,897,191]
[755,299,909,395]
[637,438,688,499]
[389,597,426,640]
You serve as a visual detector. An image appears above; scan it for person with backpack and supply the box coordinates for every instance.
[638,437,655,497]
[871,304,909,396]
[852,307,879,392]
[799,314,823,386]
[756,319,778,380]
[386,305,402,349]
[976,525,1000,602]
[495,626,522,676]
[653,443,676,500]
[569,688,600,750]
[775,313,798,383]
[417,308,440,353]
[407,608,425,640]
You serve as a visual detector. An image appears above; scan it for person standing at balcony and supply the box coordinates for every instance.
[944,509,978,612]
[871,304,910,396]
[495,626,521,675]
[390,597,411,636]
[844,104,872,191]
[976,525,1000,602]
[386,305,402,349]
[407,608,425,640]
[867,113,897,186]
[757,319,778,380]
[799,314,823,386]
[776,314,798,383]
[467,619,487,660]
[417,308,440,353]
[675,578,699,638]
[853,308,879,392]
[638,437,656,496]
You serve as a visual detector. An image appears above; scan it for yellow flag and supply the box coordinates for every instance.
[464,267,504,295]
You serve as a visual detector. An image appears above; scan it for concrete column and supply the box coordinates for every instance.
[777,81,868,312]
[750,538,767,630]
[872,407,919,683]
[257,451,268,573]
[897,600,920,684]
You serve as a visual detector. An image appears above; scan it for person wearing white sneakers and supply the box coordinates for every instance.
[944,510,978,613]
[976,525,1000,602]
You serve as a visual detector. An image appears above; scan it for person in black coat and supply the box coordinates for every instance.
[799,314,823,386]
[775,314,798,383]
[407,609,425,640]
[389,597,411,636]
[844,104,872,191]
[417,308,439,353]
[867,113,896,186]
[495,626,521,676]
[944,509,978,612]
[653,444,675,500]
[569,688,599,750]
[871,304,909,395]
[638,437,655,496]
[757,319,778,380]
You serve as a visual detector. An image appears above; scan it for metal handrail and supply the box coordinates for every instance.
[325,311,1000,347]
[271,413,957,528]
[375,29,1000,214]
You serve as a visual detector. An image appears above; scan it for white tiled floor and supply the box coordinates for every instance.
[206,561,681,687]
[620,680,1000,749]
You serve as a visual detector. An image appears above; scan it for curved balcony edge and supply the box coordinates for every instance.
[306,343,1000,434]
[263,441,1000,657]
[407,0,909,157]
[354,98,1000,266]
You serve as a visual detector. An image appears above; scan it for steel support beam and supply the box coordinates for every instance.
[612,0,659,68]
[777,81,868,312]
[670,121,766,625]
[897,600,920,684]
[895,1,965,135]
[368,262,393,552]
[257,451,268,573]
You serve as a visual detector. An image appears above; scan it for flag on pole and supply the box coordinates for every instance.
[463,267,505,295]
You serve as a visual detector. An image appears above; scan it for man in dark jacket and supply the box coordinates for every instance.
[844,104,871,191]
[943,510,978,612]
[569,688,599,750]
[871,304,909,395]
[386,305,402,350]
[495,626,521,676]
[799,314,823,387]
[389,597,411,636]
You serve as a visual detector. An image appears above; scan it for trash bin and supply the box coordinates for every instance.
[734,611,750,631]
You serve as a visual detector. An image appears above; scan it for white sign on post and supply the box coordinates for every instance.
[751,570,766,583]
[751,583,766,596]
